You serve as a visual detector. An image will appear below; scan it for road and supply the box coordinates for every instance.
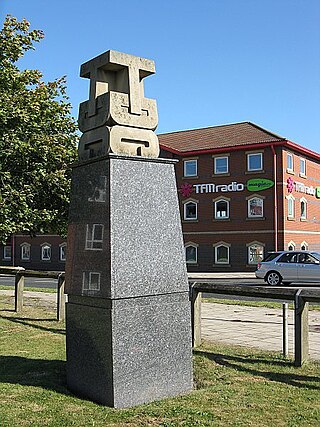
[1,274,319,296]
[0,275,57,289]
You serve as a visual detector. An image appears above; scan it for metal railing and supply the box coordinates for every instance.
[190,281,320,367]
[0,266,65,321]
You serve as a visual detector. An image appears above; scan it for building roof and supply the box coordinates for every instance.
[158,122,285,154]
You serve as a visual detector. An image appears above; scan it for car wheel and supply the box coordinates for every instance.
[266,271,282,286]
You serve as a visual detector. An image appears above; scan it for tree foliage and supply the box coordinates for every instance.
[0,15,78,243]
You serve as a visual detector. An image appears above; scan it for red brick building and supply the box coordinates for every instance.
[159,122,320,271]
[1,234,66,271]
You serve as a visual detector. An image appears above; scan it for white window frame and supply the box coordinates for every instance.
[288,241,296,251]
[183,199,198,221]
[287,153,294,172]
[82,271,101,291]
[247,152,263,172]
[20,243,31,261]
[41,243,51,261]
[185,243,198,264]
[214,242,230,265]
[299,158,306,177]
[183,159,197,177]
[3,246,12,260]
[85,224,104,250]
[286,195,295,219]
[214,198,230,219]
[300,198,307,220]
[301,241,308,251]
[247,196,264,218]
[214,156,229,175]
[59,243,67,261]
[247,242,264,265]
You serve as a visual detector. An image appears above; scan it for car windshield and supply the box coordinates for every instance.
[262,252,281,262]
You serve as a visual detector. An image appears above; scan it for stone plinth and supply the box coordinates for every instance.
[65,154,193,408]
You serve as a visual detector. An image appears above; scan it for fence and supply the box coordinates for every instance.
[190,282,320,367]
[0,266,65,321]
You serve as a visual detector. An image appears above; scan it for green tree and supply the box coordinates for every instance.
[0,15,78,243]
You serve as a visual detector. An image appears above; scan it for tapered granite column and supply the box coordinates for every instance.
[65,154,193,407]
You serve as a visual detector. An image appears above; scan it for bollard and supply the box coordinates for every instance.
[282,302,289,358]
[57,274,66,321]
[14,272,24,312]
[294,290,309,366]
[190,284,202,347]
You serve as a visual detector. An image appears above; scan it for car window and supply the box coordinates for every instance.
[278,253,297,263]
[311,252,320,261]
[262,253,280,262]
[298,253,319,264]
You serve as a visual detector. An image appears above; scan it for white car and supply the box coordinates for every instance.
[255,251,320,286]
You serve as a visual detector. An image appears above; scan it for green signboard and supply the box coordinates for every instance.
[316,187,320,199]
[247,178,274,192]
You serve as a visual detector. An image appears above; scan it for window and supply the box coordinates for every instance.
[183,200,198,220]
[300,199,307,220]
[247,153,263,171]
[248,197,263,218]
[301,241,308,251]
[60,243,67,261]
[185,244,198,264]
[300,158,306,177]
[184,159,197,177]
[248,243,264,264]
[298,253,318,264]
[82,271,101,291]
[287,153,293,172]
[278,252,297,263]
[287,195,295,218]
[20,243,30,261]
[214,243,230,264]
[41,244,51,261]
[214,156,228,174]
[288,241,296,251]
[3,246,12,260]
[214,198,229,219]
[85,224,104,250]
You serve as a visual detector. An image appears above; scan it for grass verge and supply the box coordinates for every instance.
[0,295,319,426]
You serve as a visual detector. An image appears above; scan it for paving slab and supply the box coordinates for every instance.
[202,302,320,360]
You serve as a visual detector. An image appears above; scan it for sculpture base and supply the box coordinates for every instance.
[66,293,193,408]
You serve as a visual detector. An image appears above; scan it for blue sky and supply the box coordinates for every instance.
[1,0,320,152]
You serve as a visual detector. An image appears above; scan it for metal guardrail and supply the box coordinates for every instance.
[189,281,320,367]
[0,266,65,321]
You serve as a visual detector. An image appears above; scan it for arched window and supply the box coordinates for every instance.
[20,243,31,261]
[213,242,230,264]
[300,198,307,220]
[59,243,67,261]
[247,242,264,264]
[247,196,263,218]
[183,199,198,220]
[185,243,198,264]
[301,241,308,251]
[214,198,229,219]
[286,195,295,219]
[41,243,51,261]
[288,241,296,251]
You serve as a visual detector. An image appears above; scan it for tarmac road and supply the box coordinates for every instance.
[0,275,57,289]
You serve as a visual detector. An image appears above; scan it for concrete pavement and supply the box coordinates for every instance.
[202,302,320,360]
